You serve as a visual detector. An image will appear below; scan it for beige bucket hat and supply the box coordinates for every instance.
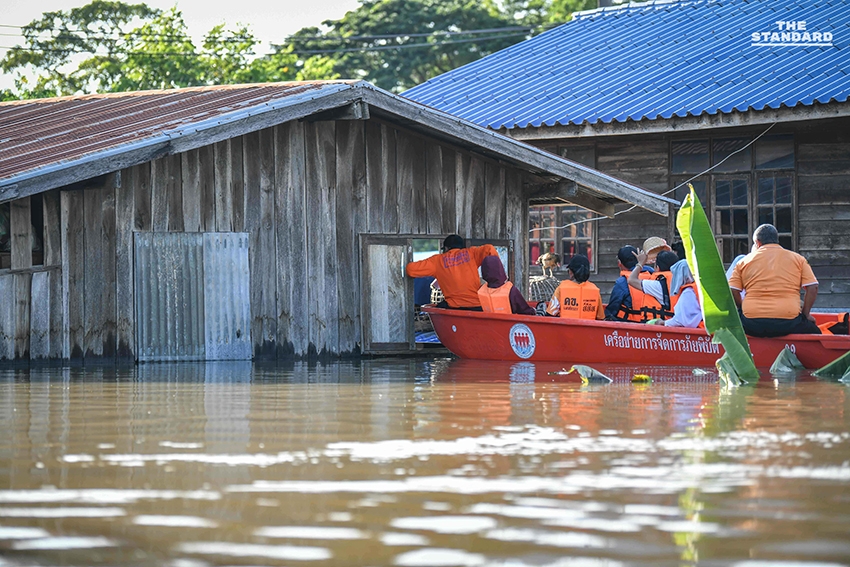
[642,236,672,256]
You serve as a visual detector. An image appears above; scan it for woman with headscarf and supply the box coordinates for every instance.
[545,255,604,320]
[663,259,703,327]
[477,255,536,315]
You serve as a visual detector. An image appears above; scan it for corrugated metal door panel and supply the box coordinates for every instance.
[203,233,252,360]
[134,233,205,362]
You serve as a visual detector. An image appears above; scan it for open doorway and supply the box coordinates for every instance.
[411,238,442,347]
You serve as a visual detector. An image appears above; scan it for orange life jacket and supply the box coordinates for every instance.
[617,269,652,322]
[557,280,601,320]
[478,281,513,314]
[640,271,675,321]
[818,312,849,335]
[676,281,706,329]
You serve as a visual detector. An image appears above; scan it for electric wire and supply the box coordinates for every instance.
[534,121,778,233]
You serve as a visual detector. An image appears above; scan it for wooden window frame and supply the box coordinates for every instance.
[669,134,797,264]
[528,204,598,275]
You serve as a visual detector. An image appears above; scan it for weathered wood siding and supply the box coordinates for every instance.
[796,120,850,309]
[1,117,529,361]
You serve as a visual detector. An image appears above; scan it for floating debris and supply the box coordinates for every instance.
[692,368,711,376]
[569,365,613,384]
[632,374,651,382]
[547,368,572,376]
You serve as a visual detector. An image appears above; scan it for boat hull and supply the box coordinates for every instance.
[423,307,850,369]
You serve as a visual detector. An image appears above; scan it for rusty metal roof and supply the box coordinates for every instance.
[0,81,358,186]
[0,80,675,216]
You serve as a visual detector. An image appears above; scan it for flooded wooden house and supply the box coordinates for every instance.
[0,81,672,362]
[404,0,850,309]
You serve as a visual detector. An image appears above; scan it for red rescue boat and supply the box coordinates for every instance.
[423,306,850,369]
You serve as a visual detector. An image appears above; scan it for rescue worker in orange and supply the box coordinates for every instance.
[630,252,703,328]
[405,234,498,310]
[478,256,536,315]
[546,255,604,320]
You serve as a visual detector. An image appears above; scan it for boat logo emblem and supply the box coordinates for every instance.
[509,324,536,359]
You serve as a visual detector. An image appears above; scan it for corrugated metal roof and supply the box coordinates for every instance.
[0,81,358,184]
[403,0,850,129]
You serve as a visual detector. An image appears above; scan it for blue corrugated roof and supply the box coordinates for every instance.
[403,0,850,129]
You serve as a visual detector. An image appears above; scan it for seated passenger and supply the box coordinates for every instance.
[477,256,536,315]
[628,250,679,322]
[639,259,703,328]
[728,224,820,337]
[546,255,604,320]
[604,245,653,322]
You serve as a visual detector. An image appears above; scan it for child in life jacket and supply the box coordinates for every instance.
[545,255,604,320]
[477,256,536,315]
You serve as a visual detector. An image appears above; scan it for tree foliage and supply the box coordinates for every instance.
[1,0,632,99]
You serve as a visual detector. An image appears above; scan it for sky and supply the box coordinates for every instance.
[1,0,362,90]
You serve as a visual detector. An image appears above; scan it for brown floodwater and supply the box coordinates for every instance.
[0,358,849,567]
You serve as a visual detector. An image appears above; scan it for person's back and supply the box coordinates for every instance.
[547,255,604,320]
[729,224,819,337]
[606,245,652,321]
[733,246,812,319]
[478,255,536,315]
[405,234,497,309]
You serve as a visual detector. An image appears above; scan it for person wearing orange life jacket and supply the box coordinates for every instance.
[628,250,679,321]
[477,256,536,315]
[546,255,604,320]
[630,253,703,328]
[604,245,654,322]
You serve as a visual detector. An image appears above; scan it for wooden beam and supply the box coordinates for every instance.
[507,100,850,140]
[305,101,370,122]
[526,181,615,217]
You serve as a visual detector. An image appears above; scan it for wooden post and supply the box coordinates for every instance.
[10,197,32,270]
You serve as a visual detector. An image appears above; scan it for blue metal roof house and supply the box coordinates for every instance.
[405,0,850,308]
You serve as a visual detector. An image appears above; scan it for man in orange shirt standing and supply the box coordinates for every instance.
[406,235,498,310]
[728,224,820,337]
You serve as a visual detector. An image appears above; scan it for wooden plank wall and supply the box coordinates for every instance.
[796,118,850,309]
[591,137,669,298]
[2,117,528,361]
[0,191,64,361]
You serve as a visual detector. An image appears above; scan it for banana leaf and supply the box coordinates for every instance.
[813,349,850,379]
[770,347,805,375]
[676,186,759,382]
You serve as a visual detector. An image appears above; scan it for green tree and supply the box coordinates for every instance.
[1,1,298,98]
[1,0,160,97]
[277,0,526,92]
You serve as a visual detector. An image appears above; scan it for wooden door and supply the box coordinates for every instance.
[360,235,414,354]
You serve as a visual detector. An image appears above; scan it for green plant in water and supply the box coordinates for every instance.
[813,349,850,380]
[676,185,759,384]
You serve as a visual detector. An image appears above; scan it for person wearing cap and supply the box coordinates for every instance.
[546,255,604,320]
[405,234,498,310]
[630,255,703,328]
[605,245,653,322]
[477,256,536,315]
[728,224,820,336]
[642,236,672,268]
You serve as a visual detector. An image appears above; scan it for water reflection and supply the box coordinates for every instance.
[0,359,848,566]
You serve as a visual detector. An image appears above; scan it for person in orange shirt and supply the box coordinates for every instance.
[546,255,604,320]
[728,224,820,337]
[405,234,498,310]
